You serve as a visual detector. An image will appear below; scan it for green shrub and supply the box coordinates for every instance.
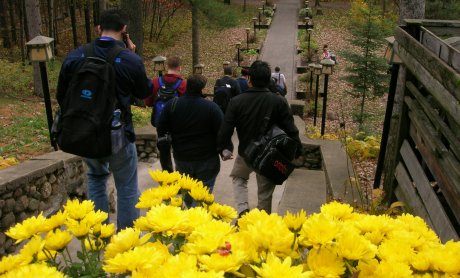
[197,0,239,28]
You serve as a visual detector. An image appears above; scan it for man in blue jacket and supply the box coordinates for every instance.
[57,9,152,229]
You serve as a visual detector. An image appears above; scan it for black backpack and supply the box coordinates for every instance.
[213,79,232,113]
[55,43,125,158]
[151,76,182,127]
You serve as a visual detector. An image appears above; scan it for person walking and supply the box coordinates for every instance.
[157,74,229,206]
[236,68,250,93]
[271,66,287,96]
[213,66,241,113]
[144,56,187,173]
[217,61,302,217]
[56,9,152,230]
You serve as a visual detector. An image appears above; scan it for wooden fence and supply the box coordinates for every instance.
[382,20,460,242]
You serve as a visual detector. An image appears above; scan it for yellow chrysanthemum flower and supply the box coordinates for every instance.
[283,210,307,232]
[226,231,259,263]
[103,242,169,274]
[5,213,48,243]
[137,204,191,236]
[44,229,73,251]
[409,249,432,272]
[1,263,65,278]
[176,174,201,191]
[307,247,345,277]
[170,196,183,207]
[252,252,311,278]
[207,203,237,223]
[431,240,460,274]
[104,227,151,259]
[19,235,45,261]
[198,250,246,274]
[0,254,30,275]
[66,218,92,238]
[189,182,213,203]
[184,220,235,255]
[136,184,181,209]
[378,239,414,264]
[83,210,108,227]
[92,223,115,238]
[63,199,95,220]
[183,207,213,231]
[149,169,181,185]
[43,211,68,232]
[238,209,296,258]
[335,226,376,261]
[298,213,341,249]
[85,238,105,251]
[155,253,199,278]
[357,258,379,277]
[370,260,412,277]
[320,201,354,220]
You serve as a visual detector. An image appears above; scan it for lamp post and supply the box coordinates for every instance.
[305,0,309,7]
[245,28,251,50]
[319,58,335,136]
[374,36,402,188]
[252,17,258,34]
[307,29,313,61]
[308,63,315,100]
[258,7,262,26]
[313,63,322,126]
[261,0,265,14]
[153,55,166,76]
[193,63,204,74]
[236,42,241,67]
[26,35,57,151]
[223,61,230,69]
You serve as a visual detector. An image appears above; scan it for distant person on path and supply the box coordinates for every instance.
[157,74,228,205]
[322,44,331,60]
[236,68,250,93]
[271,66,287,96]
[213,66,241,113]
[56,9,152,230]
[217,60,302,217]
[144,56,187,173]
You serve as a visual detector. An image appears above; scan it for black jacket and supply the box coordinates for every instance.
[214,75,242,98]
[217,87,301,156]
[157,93,224,161]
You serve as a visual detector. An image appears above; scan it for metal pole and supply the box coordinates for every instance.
[313,74,320,126]
[246,32,249,50]
[39,61,57,151]
[258,10,261,26]
[237,48,240,67]
[159,70,163,77]
[309,70,314,100]
[320,74,329,136]
[373,63,400,188]
[308,33,311,59]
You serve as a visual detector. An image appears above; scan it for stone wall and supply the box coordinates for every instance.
[0,126,159,256]
[0,151,87,255]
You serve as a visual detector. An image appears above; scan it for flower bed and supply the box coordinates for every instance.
[2,171,459,277]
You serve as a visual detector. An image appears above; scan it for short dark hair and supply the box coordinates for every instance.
[275,66,280,72]
[187,74,207,94]
[241,68,249,76]
[223,66,232,75]
[99,9,128,32]
[249,60,271,88]
[167,56,181,69]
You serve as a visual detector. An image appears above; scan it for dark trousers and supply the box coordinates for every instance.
[158,143,174,172]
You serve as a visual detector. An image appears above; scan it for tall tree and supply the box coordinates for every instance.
[25,0,44,97]
[0,0,11,48]
[191,0,199,67]
[399,0,424,24]
[340,0,390,129]
[121,0,143,56]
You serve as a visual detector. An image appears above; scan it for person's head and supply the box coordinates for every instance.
[223,66,233,76]
[186,74,207,95]
[241,68,249,77]
[99,9,129,33]
[167,56,181,72]
[323,44,328,51]
[274,66,280,72]
[248,60,271,88]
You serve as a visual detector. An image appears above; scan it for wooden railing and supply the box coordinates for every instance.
[382,20,460,242]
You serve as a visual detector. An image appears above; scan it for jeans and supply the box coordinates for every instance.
[230,154,276,214]
[175,155,220,207]
[84,143,140,230]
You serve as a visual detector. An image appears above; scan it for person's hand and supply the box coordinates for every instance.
[221,149,233,161]
[124,34,136,52]
[291,155,305,167]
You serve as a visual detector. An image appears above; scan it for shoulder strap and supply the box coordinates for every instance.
[172,79,182,89]
[159,76,165,87]
[82,43,94,58]
[106,45,125,65]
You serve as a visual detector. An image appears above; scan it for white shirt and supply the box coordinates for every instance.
[271,72,286,89]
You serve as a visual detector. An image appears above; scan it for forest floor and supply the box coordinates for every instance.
[0,1,388,205]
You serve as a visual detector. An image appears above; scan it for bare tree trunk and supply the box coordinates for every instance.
[8,0,17,43]
[191,1,199,67]
[121,0,143,56]
[84,0,91,42]
[25,0,44,97]
[19,0,26,64]
[315,0,320,7]
[0,0,12,48]
[69,0,78,47]
[399,0,424,25]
